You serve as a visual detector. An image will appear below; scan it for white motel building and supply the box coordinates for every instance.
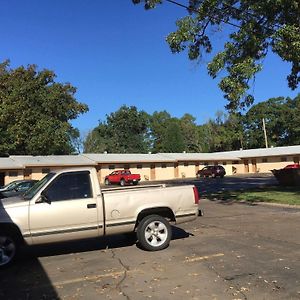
[0,145,300,186]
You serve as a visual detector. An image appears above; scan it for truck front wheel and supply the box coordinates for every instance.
[137,215,171,251]
[120,179,126,186]
[0,231,18,268]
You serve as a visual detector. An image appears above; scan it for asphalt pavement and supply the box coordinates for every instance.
[1,193,300,299]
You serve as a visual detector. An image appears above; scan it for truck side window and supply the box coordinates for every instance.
[45,172,93,201]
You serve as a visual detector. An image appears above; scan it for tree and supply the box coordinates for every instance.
[160,120,185,152]
[149,112,195,152]
[179,114,202,152]
[149,111,172,152]
[133,0,300,111]
[84,105,150,153]
[284,94,300,145]
[244,95,300,148]
[197,111,244,152]
[0,61,88,155]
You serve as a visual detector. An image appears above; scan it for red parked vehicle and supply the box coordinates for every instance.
[104,170,141,186]
[284,163,300,169]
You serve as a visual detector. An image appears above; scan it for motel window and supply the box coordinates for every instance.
[262,158,268,163]
[109,165,115,170]
[24,169,32,176]
[184,162,189,166]
[123,164,130,169]
[232,161,239,165]
[280,156,287,162]
[161,164,167,168]
[222,162,227,165]
[42,168,50,174]
[9,171,18,177]
[137,164,143,169]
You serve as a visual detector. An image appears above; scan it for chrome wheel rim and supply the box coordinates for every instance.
[0,236,16,266]
[144,221,168,247]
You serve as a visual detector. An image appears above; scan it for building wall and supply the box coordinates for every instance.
[256,156,295,173]
[154,163,174,180]
[178,162,194,178]
[221,164,233,176]
[98,163,152,183]
[30,167,63,181]
[1,153,300,185]
[4,170,24,184]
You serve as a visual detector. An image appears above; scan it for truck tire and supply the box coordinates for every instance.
[137,215,171,251]
[0,231,19,268]
[120,179,126,186]
[105,178,110,185]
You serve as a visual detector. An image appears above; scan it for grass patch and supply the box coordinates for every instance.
[207,186,300,206]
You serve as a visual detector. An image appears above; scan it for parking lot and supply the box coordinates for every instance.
[1,176,300,300]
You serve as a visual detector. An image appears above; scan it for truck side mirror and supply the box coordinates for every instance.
[37,191,51,204]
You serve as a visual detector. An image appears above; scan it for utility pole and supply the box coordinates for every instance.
[262,118,268,148]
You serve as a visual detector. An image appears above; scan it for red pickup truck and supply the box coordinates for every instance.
[104,170,141,186]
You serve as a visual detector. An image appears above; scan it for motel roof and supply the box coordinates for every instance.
[0,145,299,170]
[9,155,96,167]
[215,145,300,159]
[82,153,175,163]
[160,152,240,161]
[0,157,23,170]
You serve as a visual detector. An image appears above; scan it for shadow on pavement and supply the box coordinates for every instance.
[14,226,192,260]
[0,199,59,300]
[0,256,59,300]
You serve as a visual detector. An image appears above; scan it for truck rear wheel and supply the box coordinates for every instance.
[137,215,171,251]
[0,231,18,268]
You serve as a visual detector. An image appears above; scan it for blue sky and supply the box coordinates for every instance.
[1,0,298,134]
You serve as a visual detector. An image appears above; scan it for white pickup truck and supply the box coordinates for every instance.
[0,167,200,268]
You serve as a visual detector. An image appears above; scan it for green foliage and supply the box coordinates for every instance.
[149,111,172,152]
[0,61,88,155]
[244,95,300,148]
[197,111,244,152]
[84,105,150,153]
[84,94,300,154]
[149,112,202,153]
[160,121,185,153]
[179,114,202,152]
[133,0,300,111]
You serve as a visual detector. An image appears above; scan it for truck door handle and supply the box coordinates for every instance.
[87,203,97,209]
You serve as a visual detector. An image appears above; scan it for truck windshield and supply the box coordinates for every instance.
[23,173,55,200]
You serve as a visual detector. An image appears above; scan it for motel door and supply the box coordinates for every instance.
[150,164,156,180]
[244,160,249,173]
[24,168,32,180]
[251,159,257,173]
[96,166,102,183]
[195,162,200,174]
[174,163,179,178]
